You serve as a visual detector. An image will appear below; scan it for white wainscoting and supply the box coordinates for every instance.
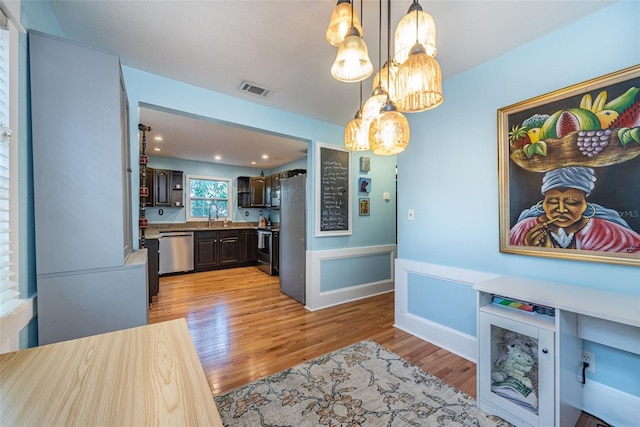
[394,258,499,362]
[305,245,396,311]
[583,379,640,427]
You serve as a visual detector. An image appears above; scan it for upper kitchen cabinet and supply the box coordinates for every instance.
[250,176,266,207]
[237,176,250,208]
[30,31,147,344]
[144,167,184,207]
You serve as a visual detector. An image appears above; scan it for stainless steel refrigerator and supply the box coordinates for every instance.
[279,173,306,304]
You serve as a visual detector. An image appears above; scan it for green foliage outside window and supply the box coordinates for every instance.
[189,178,230,218]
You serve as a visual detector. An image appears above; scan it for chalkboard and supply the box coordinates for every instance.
[315,142,352,236]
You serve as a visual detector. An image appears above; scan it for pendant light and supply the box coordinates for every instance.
[330,0,373,84]
[395,3,443,112]
[369,0,410,155]
[326,0,363,47]
[394,0,437,64]
[344,82,369,150]
[372,59,398,103]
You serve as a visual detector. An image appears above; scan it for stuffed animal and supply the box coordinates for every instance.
[491,342,535,389]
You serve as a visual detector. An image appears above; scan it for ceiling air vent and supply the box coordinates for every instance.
[239,81,272,98]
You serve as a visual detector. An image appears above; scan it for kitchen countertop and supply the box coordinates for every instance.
[144,222,279,239]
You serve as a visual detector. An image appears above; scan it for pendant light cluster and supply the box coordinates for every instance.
[326,0,443,155]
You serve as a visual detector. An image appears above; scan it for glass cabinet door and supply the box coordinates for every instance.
[478,310,555,427]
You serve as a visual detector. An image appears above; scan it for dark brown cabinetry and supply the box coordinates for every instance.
[250,176,266,207]
[194,229,255,272]
[237,176,251,208]
[146,239,159,305]
[272,230,279,274]
[242,229,257,263]
[194,230,219,271]
[218,230,241,266]
[154,169,171,206]
[145,168,184,207]
[238,170,305,209]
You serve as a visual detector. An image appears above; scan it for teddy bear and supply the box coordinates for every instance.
[491,342,536,389]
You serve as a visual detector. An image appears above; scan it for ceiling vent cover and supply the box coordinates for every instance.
[239,81,272,98]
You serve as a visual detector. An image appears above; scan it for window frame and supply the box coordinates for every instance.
[0,2,32,354]
[185,174,233,222]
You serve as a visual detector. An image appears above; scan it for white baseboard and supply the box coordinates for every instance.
[394,311,477,362]
[582,379,640,427]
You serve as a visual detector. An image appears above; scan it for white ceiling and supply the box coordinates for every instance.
[48,0,615,168]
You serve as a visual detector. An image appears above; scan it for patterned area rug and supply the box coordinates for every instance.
[214,340,512,426]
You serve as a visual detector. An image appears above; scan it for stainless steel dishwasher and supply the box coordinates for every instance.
[158,231,194,275]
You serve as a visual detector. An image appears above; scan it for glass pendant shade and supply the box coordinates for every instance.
[372,60,398,103]
[394,3,437,65]
[395,43,443,113]
[369,100,410,156]
[359,87,387,143]
[326,0,364,47]
[344,112,369,151]
[331,28,373,82]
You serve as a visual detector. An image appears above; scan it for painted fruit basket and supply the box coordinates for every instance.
[510,127,640,173]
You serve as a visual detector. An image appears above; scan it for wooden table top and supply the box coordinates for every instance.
[0,318,222,426]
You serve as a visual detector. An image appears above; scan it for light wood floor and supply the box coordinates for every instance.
[148,266,477,397]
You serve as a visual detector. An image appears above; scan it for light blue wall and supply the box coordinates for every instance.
[123,67,397,252]
[144,154,276,224]
[397,1,639,395]
[407,274,476,336]
[17,1,398,349]
[321,253,391,292]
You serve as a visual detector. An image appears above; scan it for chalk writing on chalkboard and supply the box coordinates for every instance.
[316,143,351,236]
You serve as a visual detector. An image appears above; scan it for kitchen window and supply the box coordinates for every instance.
[186,175,232,221]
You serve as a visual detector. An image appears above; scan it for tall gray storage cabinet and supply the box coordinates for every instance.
[29,31,148,345]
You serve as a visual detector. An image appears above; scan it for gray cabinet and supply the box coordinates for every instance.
[30,31,147,344]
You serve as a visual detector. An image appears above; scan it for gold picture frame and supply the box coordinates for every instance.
[498,65,640,266]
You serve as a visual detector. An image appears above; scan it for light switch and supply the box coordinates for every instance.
[408,209,415,221]
[383,192,391,201]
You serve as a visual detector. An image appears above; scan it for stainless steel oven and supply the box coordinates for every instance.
[257,229,278,275]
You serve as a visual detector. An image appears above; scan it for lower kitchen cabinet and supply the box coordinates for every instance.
[194,229,257,272]
[194,231,219,271]
[218,230,241,266]
[242,229,257,264]
[146,239,159,304]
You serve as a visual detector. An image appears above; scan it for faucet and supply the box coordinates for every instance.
[208,203,218,228]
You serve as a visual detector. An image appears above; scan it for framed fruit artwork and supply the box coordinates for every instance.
[498,65,640,266]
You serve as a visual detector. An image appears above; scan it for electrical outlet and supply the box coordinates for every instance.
[408,209,415,221]
[582,350,596,374]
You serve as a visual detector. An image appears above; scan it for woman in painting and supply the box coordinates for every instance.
[509,166,640,253]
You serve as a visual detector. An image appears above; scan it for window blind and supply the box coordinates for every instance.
[0,12,19,319]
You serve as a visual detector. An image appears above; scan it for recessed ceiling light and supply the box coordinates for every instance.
[153,148,161,151]
[251,161,257,165]
[214,155,222,160]
[262,154,269,159]
[154,136,163,141]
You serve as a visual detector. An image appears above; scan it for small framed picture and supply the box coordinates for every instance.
[358,177,371,193]
[360,156,371,172]
[359,198,370,216]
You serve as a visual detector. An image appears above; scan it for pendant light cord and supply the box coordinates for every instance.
[386,0,391,100]
[359,0,364,108]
